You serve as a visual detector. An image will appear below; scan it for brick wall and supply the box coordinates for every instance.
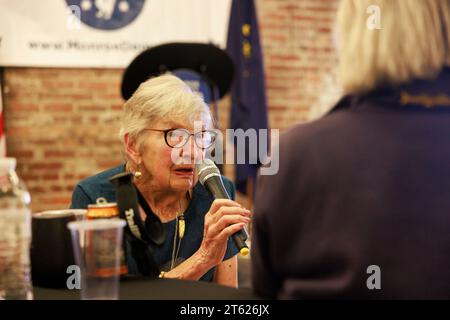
[3,0,340,212]
[259,0,340,125]
[4,68,124,211]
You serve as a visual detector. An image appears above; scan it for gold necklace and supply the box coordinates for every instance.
[170,201,185,270]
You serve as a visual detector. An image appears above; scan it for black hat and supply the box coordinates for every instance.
[121,42,234,101]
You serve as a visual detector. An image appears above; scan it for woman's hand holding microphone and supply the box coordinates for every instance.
[198,199,251,267]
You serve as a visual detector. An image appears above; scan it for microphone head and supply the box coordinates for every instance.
[196,158,220,185]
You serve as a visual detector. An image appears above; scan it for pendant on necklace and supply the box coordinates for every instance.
[178,213,185,239]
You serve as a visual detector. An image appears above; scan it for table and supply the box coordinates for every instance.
[33,277,261,300]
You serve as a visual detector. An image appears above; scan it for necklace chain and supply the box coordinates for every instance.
[170,200,185,270]
[131,180,190,272]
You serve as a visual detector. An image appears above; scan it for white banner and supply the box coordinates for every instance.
[0,0,231,68]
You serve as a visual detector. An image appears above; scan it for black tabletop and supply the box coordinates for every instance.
[33,277,260,300]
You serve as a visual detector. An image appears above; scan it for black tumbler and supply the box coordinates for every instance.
[31,210,86,288]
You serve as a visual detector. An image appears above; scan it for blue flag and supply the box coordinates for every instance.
[226,0,269,195]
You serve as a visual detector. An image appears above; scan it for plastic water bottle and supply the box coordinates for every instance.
[0,158,33,300]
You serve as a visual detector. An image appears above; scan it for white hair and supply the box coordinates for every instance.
[337,0,450,94]
[119,73,212,150]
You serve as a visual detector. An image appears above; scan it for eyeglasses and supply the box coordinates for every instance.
[144,128,217,149]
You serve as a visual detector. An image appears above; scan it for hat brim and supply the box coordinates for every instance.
[121,42,234,101]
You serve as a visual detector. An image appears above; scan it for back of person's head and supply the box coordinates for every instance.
[337,0,450,94]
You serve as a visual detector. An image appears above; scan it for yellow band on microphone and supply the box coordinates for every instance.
[240,247,250,256]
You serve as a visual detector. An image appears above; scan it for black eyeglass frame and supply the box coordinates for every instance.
[143,128,217,149]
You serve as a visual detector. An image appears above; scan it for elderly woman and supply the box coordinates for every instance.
[71,74,250,287]
[253,0,450,299]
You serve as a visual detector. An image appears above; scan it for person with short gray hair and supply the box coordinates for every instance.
[71,74,250,287]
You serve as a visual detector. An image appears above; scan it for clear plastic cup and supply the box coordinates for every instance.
[67,219,126,300]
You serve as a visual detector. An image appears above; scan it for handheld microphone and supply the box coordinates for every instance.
[196,159,249,256]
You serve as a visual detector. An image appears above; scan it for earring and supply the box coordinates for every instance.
[134,162,142,179]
